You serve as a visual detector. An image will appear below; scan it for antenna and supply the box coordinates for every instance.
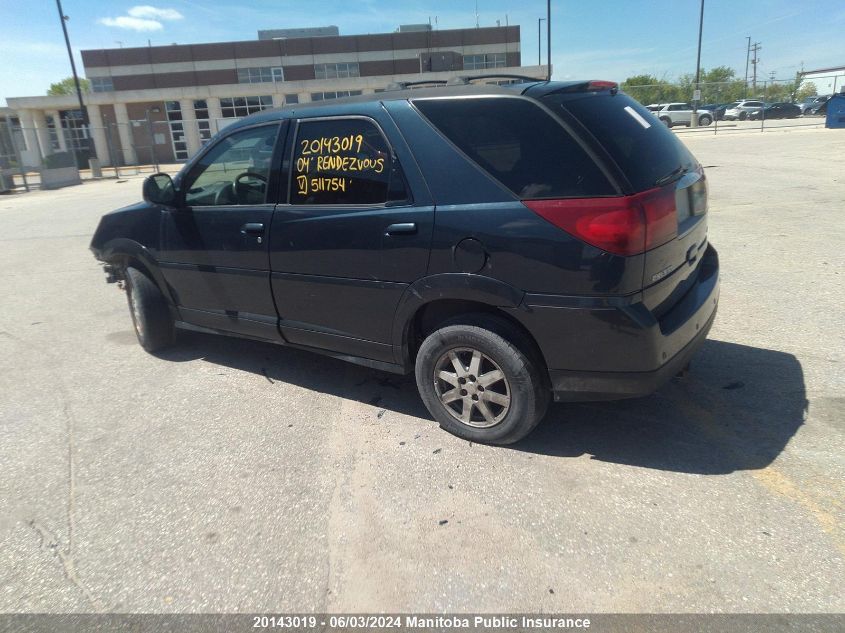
[475,0,479,28]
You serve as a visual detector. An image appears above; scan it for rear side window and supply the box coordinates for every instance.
[414,97,615,199]
[546,93,697,193]
[291,117,407,205]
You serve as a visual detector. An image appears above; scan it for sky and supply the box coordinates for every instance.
[1,0,843,106]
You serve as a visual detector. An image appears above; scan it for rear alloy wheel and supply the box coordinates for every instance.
[433,348,511,428]
[699,114,713,126]
[415,318,549,445]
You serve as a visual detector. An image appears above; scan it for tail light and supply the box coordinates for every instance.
[523,186,678,256]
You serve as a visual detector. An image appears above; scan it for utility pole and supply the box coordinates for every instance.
[744,36,751,97]
[538,18,545,66]
[693,0,705,125]
[750,42,761,94]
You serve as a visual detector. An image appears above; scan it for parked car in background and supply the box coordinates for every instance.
[748,102,802,120]
[810,96,832,116]
[799,95,830,115]
[699,103,730,121]
[90,78,719,445]
[724,100,765,120]
[652,102,714,127]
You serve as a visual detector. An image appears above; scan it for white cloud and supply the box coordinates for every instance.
[98,16,164,31]
[127,5,184,21]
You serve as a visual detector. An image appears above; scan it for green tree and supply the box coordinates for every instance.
[621,74,682,105]
[796,81,818,101]
[701,66,736,83]
[47,77,89,96]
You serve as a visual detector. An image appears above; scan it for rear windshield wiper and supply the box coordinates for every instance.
[654,165,687,187]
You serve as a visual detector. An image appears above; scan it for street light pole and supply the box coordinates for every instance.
[693,0,704,125]
[538,18,545,67]
[546,0,551,81]
[55,0,92,166]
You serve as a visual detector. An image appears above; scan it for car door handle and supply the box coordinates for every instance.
[385,222,417,236]
[240,222,265,235]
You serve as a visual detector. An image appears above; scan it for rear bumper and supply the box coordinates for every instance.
[506,245,720,401]
[547,305,716,401]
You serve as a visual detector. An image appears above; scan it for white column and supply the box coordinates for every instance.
[31,110,53,157]
[46,110,67,151]
[206,97,223,135]
[272,93,285,108]
[113,103,137,165]
[179,99,201,157]
[16,109,41,166]
[86,104,111,167]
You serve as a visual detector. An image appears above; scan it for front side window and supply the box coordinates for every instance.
[415,97,615,199]
[291,118,406,205]
[183,125,279,207]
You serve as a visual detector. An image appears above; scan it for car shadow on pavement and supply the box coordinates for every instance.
[510,339,808,474]
[156,330,429,418]
[157,334,805,475]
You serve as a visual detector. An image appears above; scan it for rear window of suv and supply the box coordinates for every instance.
[414,96,615,199]
[544,93,697,193]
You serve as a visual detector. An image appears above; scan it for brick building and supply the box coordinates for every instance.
[4,24,545,168]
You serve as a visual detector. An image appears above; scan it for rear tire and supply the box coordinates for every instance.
[415,316,550,445]
[699,114,712,126]
[125,266,175,353]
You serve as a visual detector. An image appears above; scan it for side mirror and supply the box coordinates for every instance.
[142,173,176,206]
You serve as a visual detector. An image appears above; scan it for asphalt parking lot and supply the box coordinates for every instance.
[0,126,842,614]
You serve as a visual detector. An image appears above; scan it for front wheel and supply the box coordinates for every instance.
[699,114,713,126]
[660,117,672,127]
[125,266,175,353]
[415,318,549,445]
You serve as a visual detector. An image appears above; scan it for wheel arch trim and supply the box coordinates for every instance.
[391,273,525,367]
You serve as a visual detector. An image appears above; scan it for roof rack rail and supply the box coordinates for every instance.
[384,79,449,91]
[446,73,546,85]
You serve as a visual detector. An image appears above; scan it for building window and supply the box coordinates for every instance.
[192,100,212,145]
[165,101,188,160]
[237,67,284,84]
[310,90,362,101]
[314,62,360,80]
[463,53,507,70]
[220,96,274,119]
[284,93,299,104]
[45,115,62,151]
[59,110,89,152]
[90,76,114,92]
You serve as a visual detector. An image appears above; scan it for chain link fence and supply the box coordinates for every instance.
[0,115,247,193]
[621,76,838,135]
